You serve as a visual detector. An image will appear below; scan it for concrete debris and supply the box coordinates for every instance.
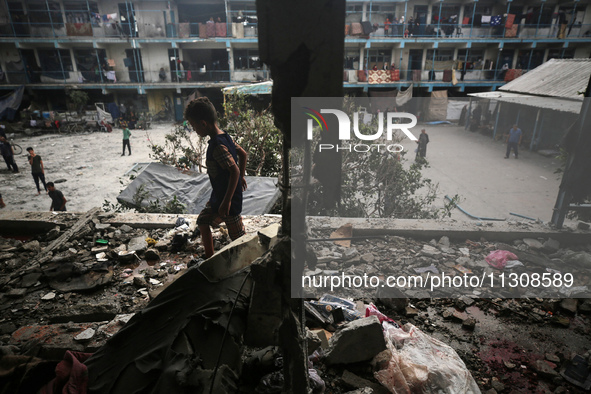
[325,316,386,365]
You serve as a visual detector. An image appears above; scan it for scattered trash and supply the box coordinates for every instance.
[374,323,481,393]
[414,265,439,274]
[366,303,399,327]
[95,239,108,245]
[145,237,157,246]
[453,264,472,275]
[561,354,591,390]
[505,260,524,269]
[485,250,518,270]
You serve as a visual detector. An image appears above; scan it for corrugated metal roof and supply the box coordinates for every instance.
[499,59,591,100]
[468,91,582,113]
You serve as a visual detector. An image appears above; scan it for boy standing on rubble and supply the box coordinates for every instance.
[185,97,248,258]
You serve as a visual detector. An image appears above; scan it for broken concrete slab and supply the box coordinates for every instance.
[127,236,148,254]
[258,222,280,249]
[325,316,386,365]
[341,370,390,394]
[49,264,114,293]
[10,323,94,359]
[199,232,265,282]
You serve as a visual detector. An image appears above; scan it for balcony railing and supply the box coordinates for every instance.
[343,68,521,83]
[350,22,591,39]
[0,67,273,85]
[0,21,257,39]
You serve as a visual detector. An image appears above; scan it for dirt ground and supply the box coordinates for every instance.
[0,123,175,212]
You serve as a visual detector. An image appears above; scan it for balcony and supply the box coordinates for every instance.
[0,67,272,87]
[0,20,258,39]
[348,22,591,40]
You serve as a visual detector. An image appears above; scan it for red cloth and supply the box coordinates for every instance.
[39,351,92,394]
[390,69,400,81]
[357,70,367,82]
[462,17,470,25]
[215,22,226,37]
[505,14,515,28]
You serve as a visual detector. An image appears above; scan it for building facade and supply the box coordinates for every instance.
[0,0,590,119]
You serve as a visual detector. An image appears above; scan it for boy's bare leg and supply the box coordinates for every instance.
[200,225,214,259]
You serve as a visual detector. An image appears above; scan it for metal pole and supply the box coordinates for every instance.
[5,0,16,37]
[529,108,541,150]
[94,48,104,83]
[535,1,544,37]
[437,1,442,37]
[493,101,501,139]
[45,0,56,37]
[470,0,477,38]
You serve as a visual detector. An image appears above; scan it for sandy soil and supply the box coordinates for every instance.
[0,123,176,212]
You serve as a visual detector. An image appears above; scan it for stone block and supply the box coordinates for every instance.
[127,236,148,254]
[325,316,386,365]
[257,223,280,250]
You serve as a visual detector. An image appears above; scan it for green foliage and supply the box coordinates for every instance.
[67,90,89,114]
[295,107,457,219]
[149,124,207,172]
[102,183,186,214]
[219,93,282,177]
[149,94,282,178]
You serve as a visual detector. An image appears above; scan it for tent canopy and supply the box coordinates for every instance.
[222,81,273,95]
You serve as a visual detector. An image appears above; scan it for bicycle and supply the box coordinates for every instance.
[64,120,86,134]
[6,134,22,155]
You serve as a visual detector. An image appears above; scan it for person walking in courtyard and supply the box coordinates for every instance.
[505,124,522,159]
[184,96,248,259]
[415,129,430,160]
[47,182,67,211]
[122,127,131,156]
[26,147,47,195]
[0,135,18,173]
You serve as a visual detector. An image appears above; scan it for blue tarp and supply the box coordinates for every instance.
[0,86,24,121]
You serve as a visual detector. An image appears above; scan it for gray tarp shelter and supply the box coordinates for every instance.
[118,162,279,214]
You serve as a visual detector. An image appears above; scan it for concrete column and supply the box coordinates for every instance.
[359,47,364,70]
[427,4,432,25]
[228,46,234,81]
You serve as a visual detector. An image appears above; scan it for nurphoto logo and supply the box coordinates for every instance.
[304,108,419,153]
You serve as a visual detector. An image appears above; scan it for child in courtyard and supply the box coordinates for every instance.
[184,97,248,258]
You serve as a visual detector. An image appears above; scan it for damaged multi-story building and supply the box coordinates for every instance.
[0,0,590,116]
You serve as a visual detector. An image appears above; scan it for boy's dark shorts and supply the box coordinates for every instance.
[197,203,245,240]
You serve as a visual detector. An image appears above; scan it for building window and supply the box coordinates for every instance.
[37,49,72,80]
[367,49,391,70]
[426,49,454,62]
[234,49,261,69]
[548,48,575,60]
[28,1,64,29]
[344,50,360,70]
[457,49,485,63]
[63,1,99,26]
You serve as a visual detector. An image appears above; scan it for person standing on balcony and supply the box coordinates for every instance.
[384,18,391,36]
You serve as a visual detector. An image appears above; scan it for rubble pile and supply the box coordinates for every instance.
[0,212,590,393]
[0,210,279,352]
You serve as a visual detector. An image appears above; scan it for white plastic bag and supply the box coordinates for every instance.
[374,323,481,394]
